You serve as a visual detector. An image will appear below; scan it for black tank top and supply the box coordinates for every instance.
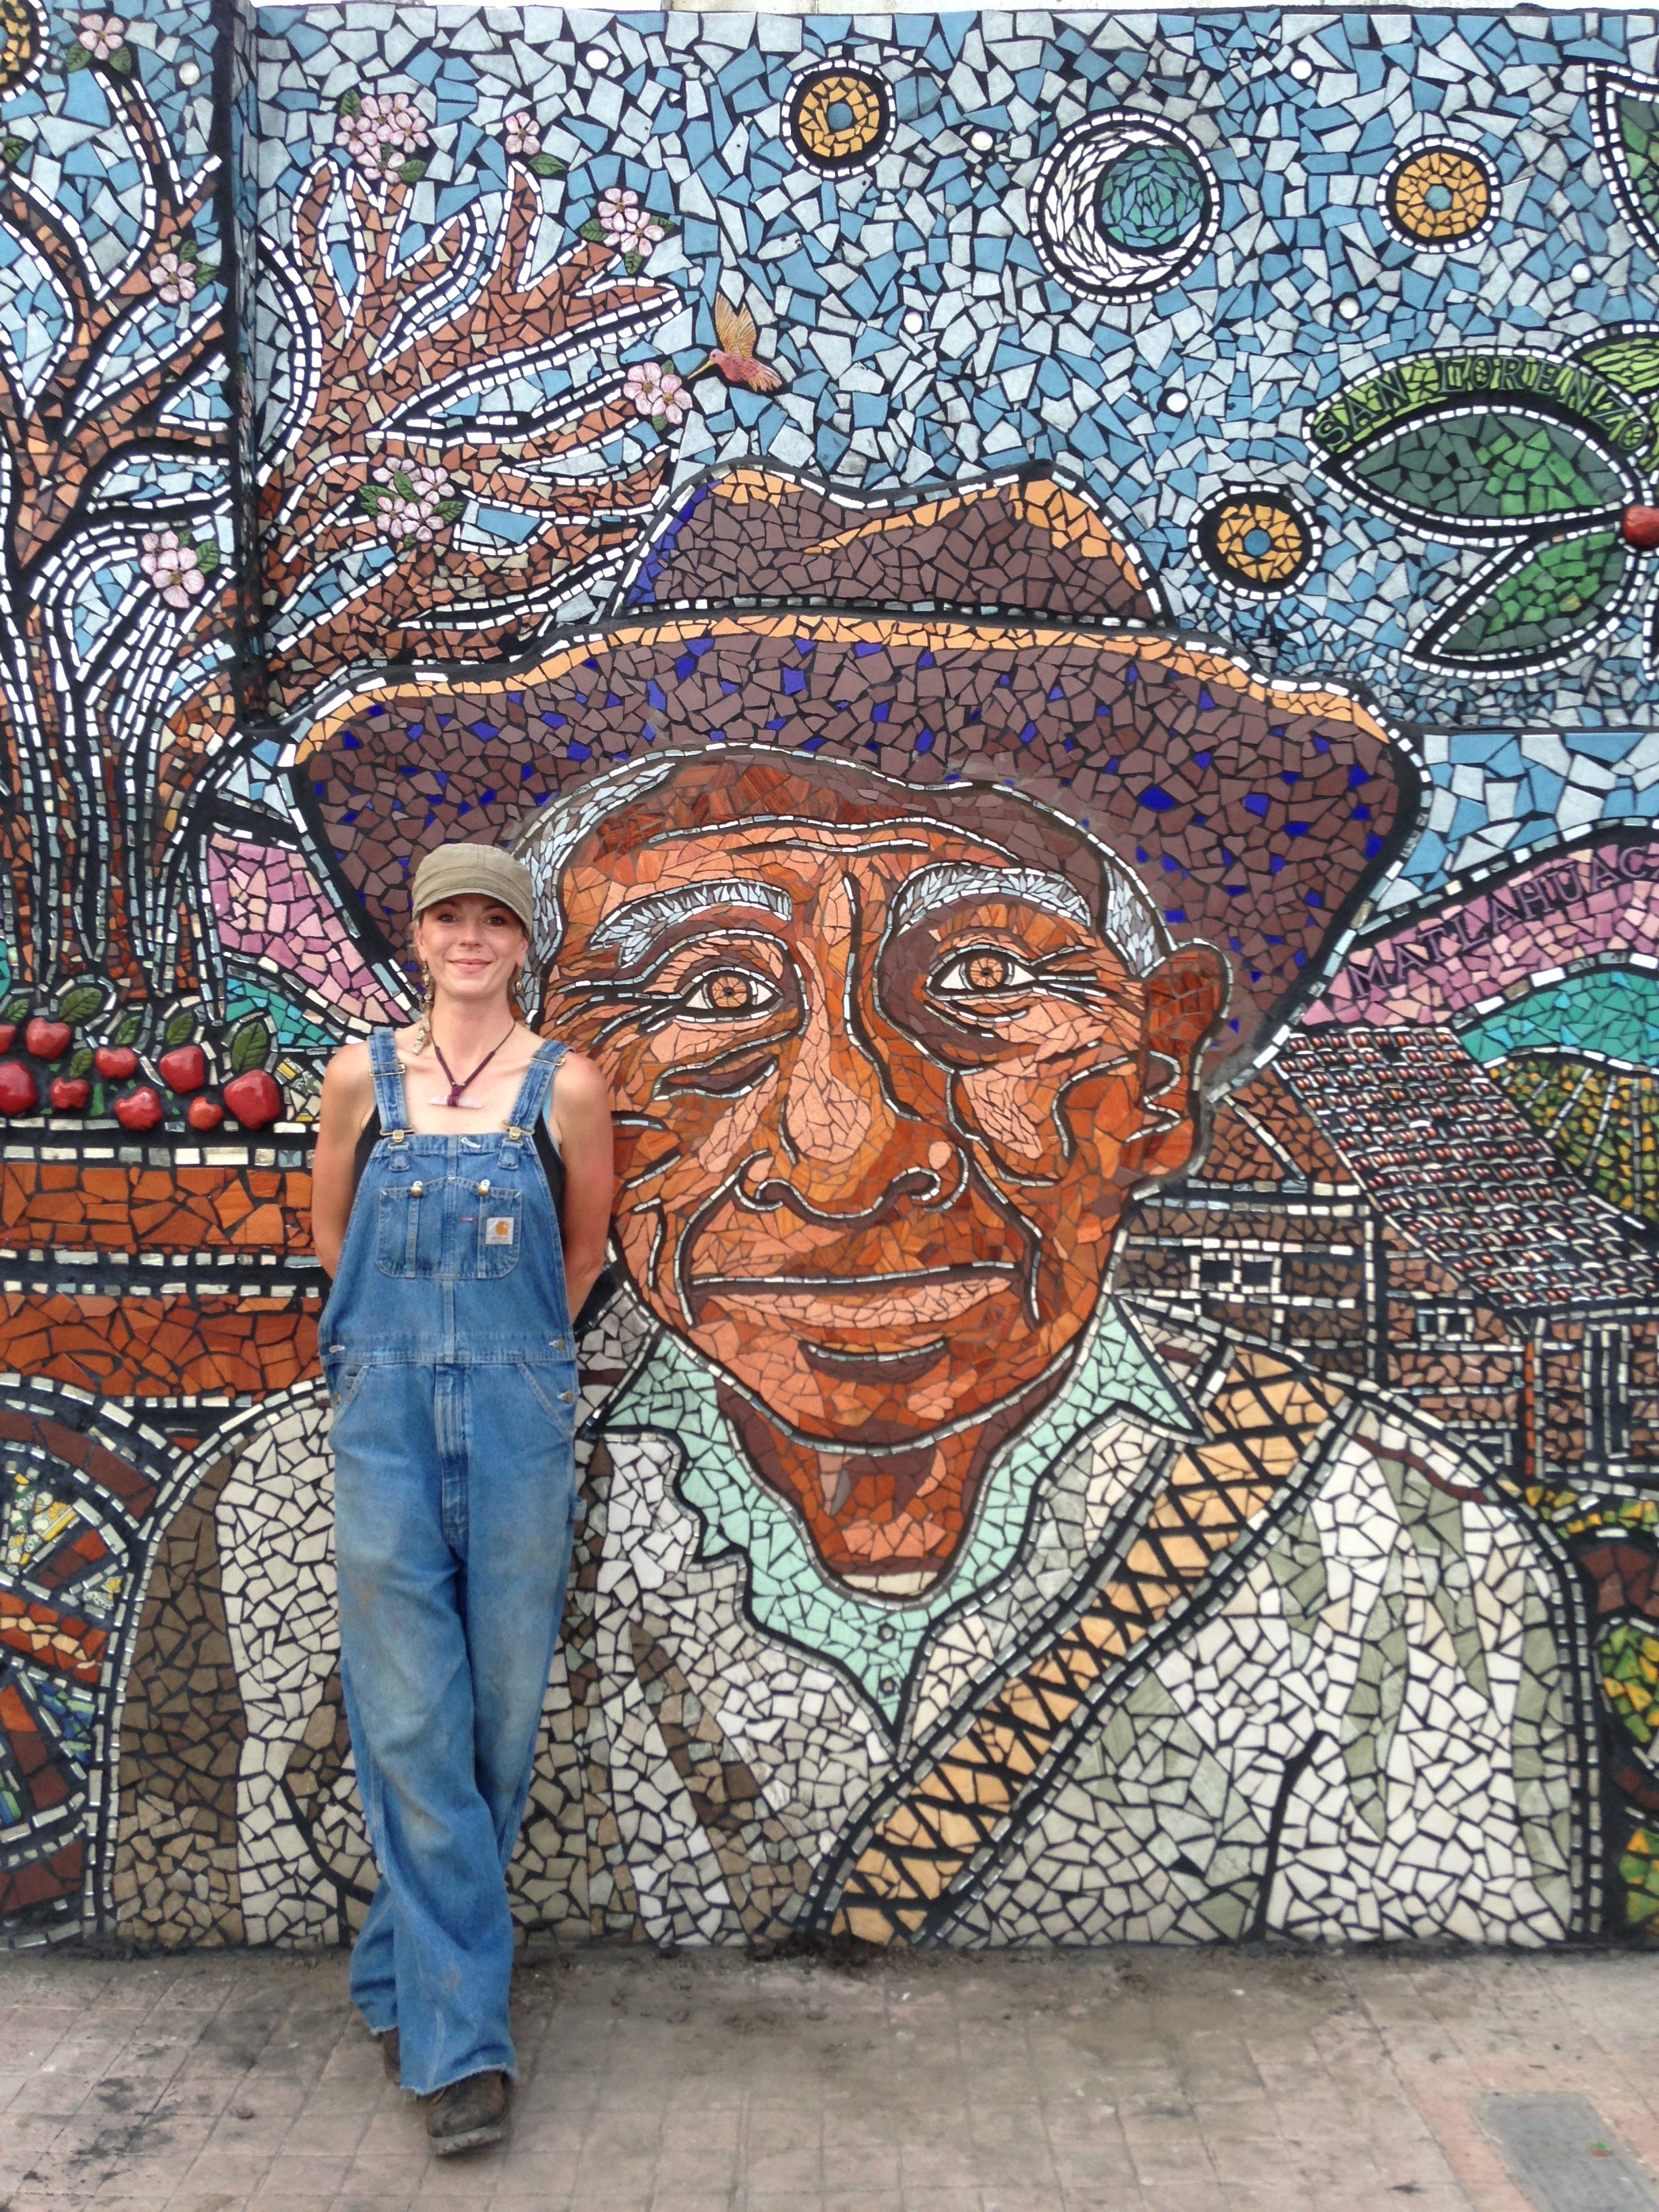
[350,1105,565,1214]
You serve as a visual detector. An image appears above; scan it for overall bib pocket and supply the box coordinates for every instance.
[375,1174,453,1277]
[466,1182,523,1279]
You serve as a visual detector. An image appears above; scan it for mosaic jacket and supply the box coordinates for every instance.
[569,1301,1593,1950]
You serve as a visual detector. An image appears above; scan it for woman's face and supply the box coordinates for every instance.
[413,895,529,1013]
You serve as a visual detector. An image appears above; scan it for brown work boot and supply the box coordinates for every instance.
[377,2028,400,2086]
[425,2070,512,2154]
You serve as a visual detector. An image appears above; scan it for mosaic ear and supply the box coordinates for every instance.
[619,464,1164,624]
[1133,943,1228,1181]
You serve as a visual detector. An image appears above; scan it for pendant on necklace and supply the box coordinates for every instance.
[427,1095,483,1109]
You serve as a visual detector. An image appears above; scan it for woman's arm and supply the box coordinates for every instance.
[550,1052,613,1326]
[310,1043,375,1281]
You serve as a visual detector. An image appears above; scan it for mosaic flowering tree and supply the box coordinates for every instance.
[0,9,228,986]
[254,89,688,713]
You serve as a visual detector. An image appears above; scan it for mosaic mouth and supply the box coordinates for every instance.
[800,1338,951,1380]
[688,1264,1017,1328]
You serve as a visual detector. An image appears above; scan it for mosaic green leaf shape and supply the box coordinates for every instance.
[1412,527,1635,668]
[1573,330,1659,403]
[1606,76,1659,253]
[1338,413,1636,537]
[1311,352,1652,472]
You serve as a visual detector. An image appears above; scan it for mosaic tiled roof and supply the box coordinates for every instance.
[1277,1025,1658,1314]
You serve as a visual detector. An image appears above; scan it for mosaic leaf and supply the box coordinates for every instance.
[1311,353,1652,467]
[229,1017,272,1075]
[1411,527,1635,670]
[1572,330,1659,404]
[1601,1619,1659,1747]
[1606,77,1659,253]
[1338,413,1635,537]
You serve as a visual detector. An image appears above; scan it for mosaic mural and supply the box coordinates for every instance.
[12,0,1659,1952]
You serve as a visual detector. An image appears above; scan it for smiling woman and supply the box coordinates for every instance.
[307,840,612,2149]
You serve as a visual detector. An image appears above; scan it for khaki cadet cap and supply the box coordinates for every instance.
[410,842,535,937]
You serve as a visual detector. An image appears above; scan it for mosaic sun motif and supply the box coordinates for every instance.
[1194,489,1319,595]
[1379,140,1496,247]
[786,62,893,175]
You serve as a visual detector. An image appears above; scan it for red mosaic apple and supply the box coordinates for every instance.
[113,1085,164,1132]
[24,1017,71,1062]
[49,1076,89,1111]
[0,1025,16,1053]
[94,1044,138,1080]
[186,1096,224,1132]
[159,1044,207,1093]
[0,1063,38,1114]
[223,1068,283,1128]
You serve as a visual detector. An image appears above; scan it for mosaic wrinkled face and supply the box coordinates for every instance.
[545,752,1223,1579]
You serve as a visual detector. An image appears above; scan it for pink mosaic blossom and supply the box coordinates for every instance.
[623,361,688,426]
[77,12,125,58]
[375,495,436,546]
[139,529,206,609]
[371,462,449,546]
[596,186,656,255]
[150,249,197,306]
[335,91,430,169]
[503,113,541,157]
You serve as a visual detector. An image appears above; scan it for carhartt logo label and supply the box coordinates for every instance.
[485,1216,515,1246]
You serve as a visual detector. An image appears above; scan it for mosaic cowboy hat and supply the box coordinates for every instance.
[294,460,1421,1080]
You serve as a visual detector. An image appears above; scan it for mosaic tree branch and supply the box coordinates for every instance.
[0,44,226,987]
[258,149,681,709]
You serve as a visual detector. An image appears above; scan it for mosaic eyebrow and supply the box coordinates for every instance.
[589,878,794,966]
[887,863,1093,941]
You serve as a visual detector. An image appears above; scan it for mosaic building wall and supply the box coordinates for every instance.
[8,0,1659,1953]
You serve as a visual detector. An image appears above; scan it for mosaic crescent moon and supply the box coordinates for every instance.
[1031,110,1220,304]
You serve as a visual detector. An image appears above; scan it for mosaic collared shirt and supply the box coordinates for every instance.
[575,1300,1595,1950]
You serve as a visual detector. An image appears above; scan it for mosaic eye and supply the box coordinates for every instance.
[681,969,779,1017]
[786,63,894,177]
[1379,140,1496,249]
[1032,111,1219,304]
[1194,489,1319,596]
[931,949,1038,996]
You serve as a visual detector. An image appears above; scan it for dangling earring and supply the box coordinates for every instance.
[415,961,434,1050]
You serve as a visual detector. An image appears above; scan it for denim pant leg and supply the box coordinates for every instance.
[462,1363,580,1865]
[334,1360,516,2095]
[333,1357,578,2097]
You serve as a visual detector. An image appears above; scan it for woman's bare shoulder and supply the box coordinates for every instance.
[321,1040,376,1108]
[551,1049,609,1109]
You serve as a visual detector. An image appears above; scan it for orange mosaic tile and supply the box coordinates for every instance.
[0,1164,312,1254]
[0,1294,319,1399]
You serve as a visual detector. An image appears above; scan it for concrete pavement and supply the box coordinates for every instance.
[2,1942,1656,2211]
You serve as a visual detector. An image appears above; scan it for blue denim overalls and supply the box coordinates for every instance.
[323,1029,579,2097]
